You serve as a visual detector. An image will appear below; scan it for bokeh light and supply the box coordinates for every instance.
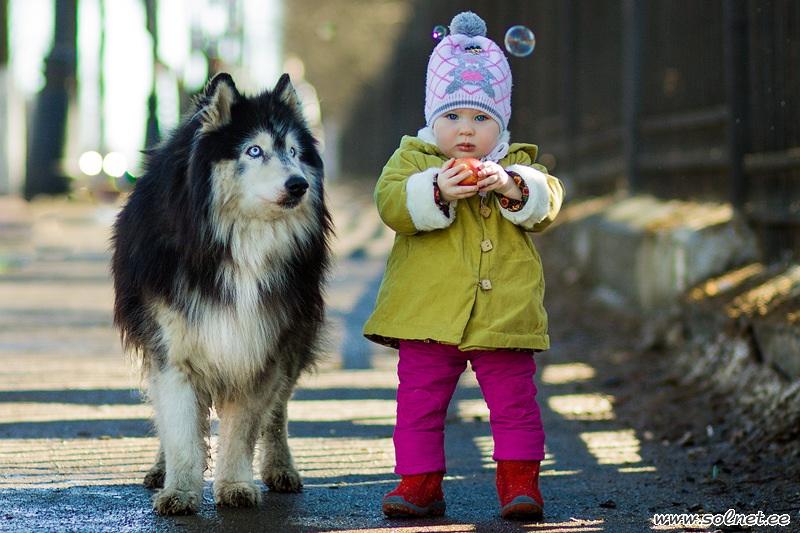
[103,152,128,178]
[184,50,210,92]
[78,151,103,176]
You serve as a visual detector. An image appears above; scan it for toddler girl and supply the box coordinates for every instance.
[363,11,564,520]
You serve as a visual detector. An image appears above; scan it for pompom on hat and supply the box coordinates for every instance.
[425,12,512,131]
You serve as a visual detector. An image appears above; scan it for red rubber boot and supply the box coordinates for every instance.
[382,472,446,517]
[496,460,544,520]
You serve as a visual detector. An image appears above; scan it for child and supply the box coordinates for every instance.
[363,11,564,520]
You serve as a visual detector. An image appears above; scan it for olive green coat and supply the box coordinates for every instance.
[363,135,564,351]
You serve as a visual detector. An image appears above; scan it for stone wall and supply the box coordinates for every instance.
[545,194,800,453]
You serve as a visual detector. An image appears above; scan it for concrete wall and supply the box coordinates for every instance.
[554,195,759,311]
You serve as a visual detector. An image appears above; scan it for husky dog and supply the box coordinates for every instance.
[111,73,332,515]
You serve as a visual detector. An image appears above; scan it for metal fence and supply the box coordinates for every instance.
[340,0,799,260]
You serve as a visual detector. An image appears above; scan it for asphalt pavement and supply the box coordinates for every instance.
[0,187,737,532]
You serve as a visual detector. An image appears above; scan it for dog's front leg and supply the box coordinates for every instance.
[143,444,165,489]
[214,398,263,507]
[259,378,303,493]
[149,366,208,515]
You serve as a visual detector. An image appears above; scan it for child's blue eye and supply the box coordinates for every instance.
[475,115,488,122]
[446,113,459,120]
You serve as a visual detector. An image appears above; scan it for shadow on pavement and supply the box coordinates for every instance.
[0,418,155,439]
[0,388,143,405]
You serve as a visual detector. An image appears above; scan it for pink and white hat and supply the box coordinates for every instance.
[425,12,512,131]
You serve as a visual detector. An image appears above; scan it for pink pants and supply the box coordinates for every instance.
[394,340,545,475]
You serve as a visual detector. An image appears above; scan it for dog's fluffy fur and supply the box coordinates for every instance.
[111,73,332,515]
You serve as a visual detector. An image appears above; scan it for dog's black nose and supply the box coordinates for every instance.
[285,176,309,198]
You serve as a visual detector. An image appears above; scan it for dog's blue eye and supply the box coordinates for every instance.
[246,145,263,158]
[289,147,297,158]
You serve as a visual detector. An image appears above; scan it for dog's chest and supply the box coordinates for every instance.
[156,270,287,385]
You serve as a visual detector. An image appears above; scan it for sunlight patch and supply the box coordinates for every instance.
[548,393,615,421]
[580,430,643,465]
[541,363,597,384]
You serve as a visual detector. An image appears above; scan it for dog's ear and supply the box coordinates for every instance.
[196,72,239,132]
[274,73,303,115]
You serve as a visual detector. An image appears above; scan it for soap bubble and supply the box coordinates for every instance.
[432,25,448,42]
[504,25,535,57]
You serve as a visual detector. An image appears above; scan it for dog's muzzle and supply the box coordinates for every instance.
[285,176,309,199]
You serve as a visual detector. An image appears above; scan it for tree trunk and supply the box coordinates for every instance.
[24,0,78,199]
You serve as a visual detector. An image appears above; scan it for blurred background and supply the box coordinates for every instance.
[0,0,797,260]
[0,3,798,526]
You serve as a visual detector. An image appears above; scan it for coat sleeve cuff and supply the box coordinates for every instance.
[496,164,550,228]
[406,167,456,231]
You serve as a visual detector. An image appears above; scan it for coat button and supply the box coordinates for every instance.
[479,279,493,290]
[480,239,493,252]
[480,205,492,218]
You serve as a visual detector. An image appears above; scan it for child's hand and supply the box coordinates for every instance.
[477,162,522,200]
[437,158,479,202]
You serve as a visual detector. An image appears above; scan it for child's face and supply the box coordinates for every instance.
[432,108,501,159]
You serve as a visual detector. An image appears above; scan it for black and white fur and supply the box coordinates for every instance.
[111,73,332,515]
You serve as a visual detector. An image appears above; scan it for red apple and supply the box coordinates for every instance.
[454,157,482,186]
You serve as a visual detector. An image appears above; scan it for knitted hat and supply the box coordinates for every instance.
[425,12,512,131]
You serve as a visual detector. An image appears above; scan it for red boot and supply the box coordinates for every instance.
[496,460,544,520]
[382,472,446,517]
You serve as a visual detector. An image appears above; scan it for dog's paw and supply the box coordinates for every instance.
[214,481,262,508]
[143,465,165,489]
[152,488,201,515]
[262,466,303,493]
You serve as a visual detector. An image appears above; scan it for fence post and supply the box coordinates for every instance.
[622,0,644,193]
[723,0,749,210]
[560,0,577,181]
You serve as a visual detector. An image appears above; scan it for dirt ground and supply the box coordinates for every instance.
[538,235,800,528]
